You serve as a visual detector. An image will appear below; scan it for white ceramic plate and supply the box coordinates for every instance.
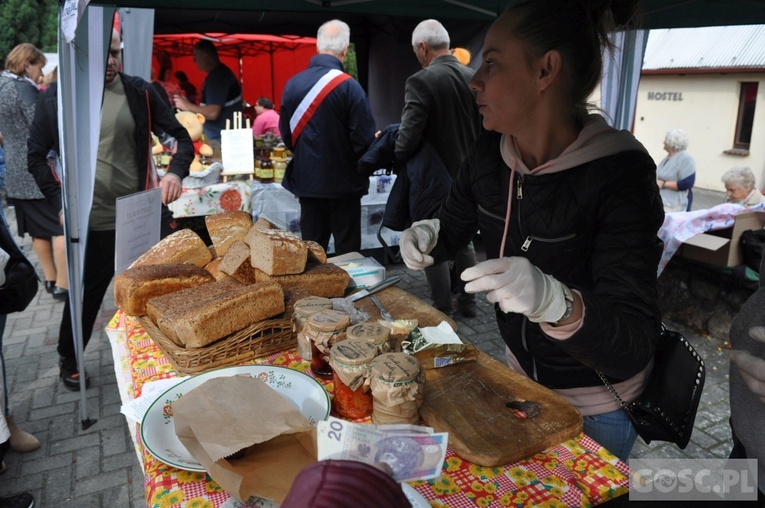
[401,483,430,508]
[140,365,331,472]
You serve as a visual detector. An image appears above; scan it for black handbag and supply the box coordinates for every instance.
[598,325,705,449]
[740,228,765,273]
[0,219,39,314]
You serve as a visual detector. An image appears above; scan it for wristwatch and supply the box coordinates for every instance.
[557,285,575,323]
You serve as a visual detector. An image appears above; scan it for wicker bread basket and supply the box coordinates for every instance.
[138,316,294,375]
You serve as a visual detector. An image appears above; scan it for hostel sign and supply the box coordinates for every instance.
[647,91,684,101]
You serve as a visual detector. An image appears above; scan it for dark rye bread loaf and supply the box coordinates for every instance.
[245,227,307,276]
[114,264,215,317]
[153,280,285,348]
[254,262,349,298]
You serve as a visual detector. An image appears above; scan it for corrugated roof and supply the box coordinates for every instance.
[642,25,765,70]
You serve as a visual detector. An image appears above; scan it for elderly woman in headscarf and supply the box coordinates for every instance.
[656,128,696,213]
[722,166,765,207]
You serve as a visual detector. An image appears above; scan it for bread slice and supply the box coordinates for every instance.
[218,240,257,284]
[253,217,276,230]
[205,211,253,257]
[254,262,349,298]
[155,281,285,348]
[203,258,230,281]
[245,227,307,276]
[304,241,327,264]
[114,264,215,316]
[131,229,212,268]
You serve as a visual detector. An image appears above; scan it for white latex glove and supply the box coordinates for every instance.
[400,219,440,270]
[730,325,765,404]
[461,257,567,323]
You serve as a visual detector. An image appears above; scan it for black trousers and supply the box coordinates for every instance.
[57,230,115,359]
[298,196,361,257]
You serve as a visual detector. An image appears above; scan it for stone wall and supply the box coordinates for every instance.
[658,257,757,341]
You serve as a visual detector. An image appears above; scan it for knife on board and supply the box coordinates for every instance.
[347,276,402,302]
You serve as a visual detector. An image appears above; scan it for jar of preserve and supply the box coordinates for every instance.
[272,157,287,183]
[346,322,391,355]
[306,309,350,379]
[293,296,333,361]
[258,157,274,183]
[369,353,424,425]
[329,339,378,419]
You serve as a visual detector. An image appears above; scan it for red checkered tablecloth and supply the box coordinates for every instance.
[107,311,629,507]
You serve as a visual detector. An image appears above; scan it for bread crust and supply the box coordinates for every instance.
[114,264,215,316]
[205,211,253,257]
[131,229,212,268]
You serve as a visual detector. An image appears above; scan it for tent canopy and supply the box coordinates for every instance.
[152,33,317,107]
[101,0,765,32]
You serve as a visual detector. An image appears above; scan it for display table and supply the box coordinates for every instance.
[250,174,400,252]
[107,290,629,508]
[168,181,251,218]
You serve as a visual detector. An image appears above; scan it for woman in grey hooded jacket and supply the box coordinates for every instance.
[399,0,665,462]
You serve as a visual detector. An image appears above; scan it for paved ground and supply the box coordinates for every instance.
[0,188,741,506]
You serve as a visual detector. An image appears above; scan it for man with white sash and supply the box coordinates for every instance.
[279,19,376,256]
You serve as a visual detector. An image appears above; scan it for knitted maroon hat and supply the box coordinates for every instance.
[281,460,412,508]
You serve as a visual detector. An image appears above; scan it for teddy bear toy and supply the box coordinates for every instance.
[152,111,213,173]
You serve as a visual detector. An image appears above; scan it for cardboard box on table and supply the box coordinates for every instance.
[679,212,765,266]
[329,251,386,289]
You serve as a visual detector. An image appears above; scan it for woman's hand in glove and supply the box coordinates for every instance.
[400,219,440,270]
[461,257,568,323]
[730,326,765,404]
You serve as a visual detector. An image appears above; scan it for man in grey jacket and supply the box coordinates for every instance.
[395,19,482,317]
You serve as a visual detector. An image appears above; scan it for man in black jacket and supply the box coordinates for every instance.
[27,29,194,390]
[395,19,481,317]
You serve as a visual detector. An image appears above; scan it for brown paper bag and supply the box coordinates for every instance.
[173,375,317,502]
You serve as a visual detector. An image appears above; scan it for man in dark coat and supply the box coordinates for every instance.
[27,29,193,390]
[279,19,376,256]
[395,19,482,317]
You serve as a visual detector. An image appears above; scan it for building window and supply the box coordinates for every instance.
[731,82,758,153]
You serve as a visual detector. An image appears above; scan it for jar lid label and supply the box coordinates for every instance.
[330,339,378,364]
[294,296,333,314]
[347,323,390,344]
[308,309,350,331]
[371,353,420,381]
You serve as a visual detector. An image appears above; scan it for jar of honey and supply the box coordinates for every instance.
[369,353,424,424]
[346,322,391,354]
[257,157,273,182]
[293,296,333,361]
[306,309,350,379]
[329,339,378,419]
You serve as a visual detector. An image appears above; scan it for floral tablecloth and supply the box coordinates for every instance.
[107,311,629,507]
[168,181,251,218]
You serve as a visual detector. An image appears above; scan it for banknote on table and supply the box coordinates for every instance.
[317,416,448,482]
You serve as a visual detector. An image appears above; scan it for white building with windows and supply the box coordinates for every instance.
[632,25,765,191]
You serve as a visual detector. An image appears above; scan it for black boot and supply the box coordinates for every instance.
[59,356,90,391]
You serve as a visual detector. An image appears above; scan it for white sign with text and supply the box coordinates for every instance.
[115,188,162,274]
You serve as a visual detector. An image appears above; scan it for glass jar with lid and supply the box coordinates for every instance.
[346,322,391,355]
[272,157,287,184]
[369,353,424,425]
[293,296,333,361]
[306,309,350,379]
[329,339,379,419]
[257,156,273,183]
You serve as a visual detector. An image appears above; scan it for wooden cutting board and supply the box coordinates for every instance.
[420,352,583,467]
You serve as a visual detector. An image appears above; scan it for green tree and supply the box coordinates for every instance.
[0,0,58,64]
